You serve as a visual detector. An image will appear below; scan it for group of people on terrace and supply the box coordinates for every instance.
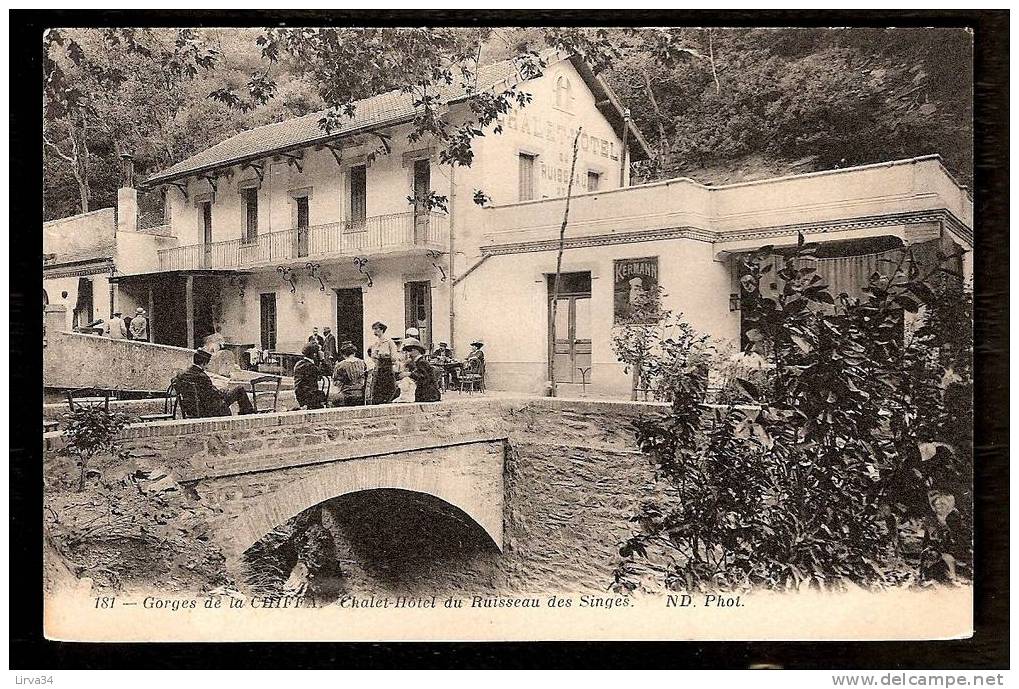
[81,307,150,341]
[169,323,486,419]
[294,321,486,409]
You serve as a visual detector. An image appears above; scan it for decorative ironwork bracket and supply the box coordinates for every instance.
[353,256,373,288]
[426,249,448,282]
[278,151,304,174]
[243,162,265,184]
[321,143,343,167]
[228,274,247,300]
[276,266,297,293]
[200,174,218,194]
[167,180,189,200]
[305,262,325,291]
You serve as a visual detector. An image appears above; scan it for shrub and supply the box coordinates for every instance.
[611,286,713,402]
[62,405,131,492]
[614,235,972,592]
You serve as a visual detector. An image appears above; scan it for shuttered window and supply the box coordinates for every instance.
[587,171,601,192]
[518,153,536,202]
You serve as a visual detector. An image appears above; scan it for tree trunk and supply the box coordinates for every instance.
[67,115,91,213]
[549,128,583,398]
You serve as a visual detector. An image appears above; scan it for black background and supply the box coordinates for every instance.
[10,9,1009,670]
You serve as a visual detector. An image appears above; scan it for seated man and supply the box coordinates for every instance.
[332,343,367,407]
[431,341,454,361]
[173,349,254,417]
[294,343,326,410]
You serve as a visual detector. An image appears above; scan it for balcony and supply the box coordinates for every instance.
[157,211,448,271]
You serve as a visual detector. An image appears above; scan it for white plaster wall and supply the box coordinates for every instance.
[216,256,450,354]
[455,237,738,396]
[43,274,110,330]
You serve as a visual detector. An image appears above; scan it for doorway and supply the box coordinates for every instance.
[412,158,430,243]
[201,201,213,268]
[404,281,432,350]
[335,288,364,357]
[260,293,277,351]
[295,196,310,257]
[547,272,592,384]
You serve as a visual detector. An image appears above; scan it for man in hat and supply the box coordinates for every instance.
[432,341,453,361]
[294,342,326,409]
[401,337,441,403]
[173,349,255,417]
[129,307,149,341]
[105,312,128,339]
[332,342,367,407]
[322,326,338,369]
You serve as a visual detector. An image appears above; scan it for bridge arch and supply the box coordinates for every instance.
[215,445,505,560]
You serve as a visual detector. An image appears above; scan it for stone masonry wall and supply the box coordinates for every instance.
[44,397,669,594]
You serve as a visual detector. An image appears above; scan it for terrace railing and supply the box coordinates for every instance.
[157,211,448,271]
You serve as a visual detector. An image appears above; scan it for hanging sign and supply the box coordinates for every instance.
[613,256,659,323]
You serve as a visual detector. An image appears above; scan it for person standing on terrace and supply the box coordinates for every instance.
[368,321,398,405]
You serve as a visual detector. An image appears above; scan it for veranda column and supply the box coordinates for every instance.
[185,275,195,349]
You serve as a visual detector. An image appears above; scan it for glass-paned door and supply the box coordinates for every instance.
[259,293,277,351]
[201,201,213,267]
[413,158,431,243]
[549,295,592,383]
[404,280,432,350]
[295,196,310,257]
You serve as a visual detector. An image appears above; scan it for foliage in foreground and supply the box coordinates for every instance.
[613,237,972,592]
[62,405,132,492]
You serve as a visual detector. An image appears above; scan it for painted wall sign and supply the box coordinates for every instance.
[613,256,659,323]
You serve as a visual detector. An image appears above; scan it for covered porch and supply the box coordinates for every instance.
[111,269,243,350]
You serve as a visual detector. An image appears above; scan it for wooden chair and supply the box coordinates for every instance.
[173,380,202,419]
[250,375,282,413]
[66,388,110,412]
[459,359,486,395]
[138,384,179,422]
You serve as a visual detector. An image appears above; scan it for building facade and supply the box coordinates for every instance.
[48,52,973,398]
[121,53,645,360]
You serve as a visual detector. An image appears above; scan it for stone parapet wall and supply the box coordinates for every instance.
[44,330,194,392]
[44,397,670,593]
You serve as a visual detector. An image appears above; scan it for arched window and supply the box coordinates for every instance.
[555,76,572,109]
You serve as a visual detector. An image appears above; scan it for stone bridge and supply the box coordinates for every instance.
[45,397,667,591]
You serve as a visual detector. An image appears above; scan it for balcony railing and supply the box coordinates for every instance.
[157,211,448,271]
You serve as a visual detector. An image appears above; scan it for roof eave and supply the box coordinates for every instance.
[142,113,421,188]
[566,55,654,162]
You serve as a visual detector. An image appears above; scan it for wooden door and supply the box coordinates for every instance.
[335,288,364,358]
[259,293,277,351]
[202,202,213,267]
[404,281,432,350]
[296,196,310,257]
[413,158,431,243]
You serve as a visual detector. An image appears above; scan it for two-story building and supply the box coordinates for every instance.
[116,52,646,360]
[88,50,971,398]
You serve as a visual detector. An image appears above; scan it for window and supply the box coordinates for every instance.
[349,164,367,226]
[518,153,537,202]
[554,76,572,109]
[242,188,258,242]
[587,171,601,192]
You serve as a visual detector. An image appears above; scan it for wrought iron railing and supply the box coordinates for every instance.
[157,211,448,271]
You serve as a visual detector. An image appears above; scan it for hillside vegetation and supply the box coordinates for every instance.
[43,27,972,221]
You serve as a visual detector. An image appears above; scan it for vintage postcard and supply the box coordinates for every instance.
[39,22,978,643]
